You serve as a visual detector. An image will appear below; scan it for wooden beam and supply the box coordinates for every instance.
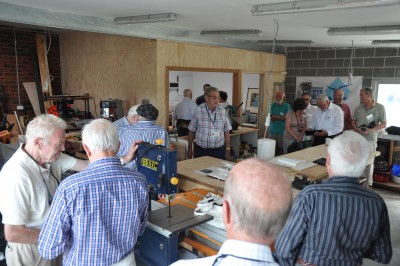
[35,33,53,111]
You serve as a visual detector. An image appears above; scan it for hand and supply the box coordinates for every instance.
[187,150,193,159]
[225,149,230,160]
[314,130,328,137]
[123,140,143,163]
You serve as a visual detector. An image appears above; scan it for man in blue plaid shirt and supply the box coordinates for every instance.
[188,86,232,160]
[38,119,148,266]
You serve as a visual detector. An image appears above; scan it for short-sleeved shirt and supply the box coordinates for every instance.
[38,157,148,265]
[283,110,307,142]
[269,102,291,135]
[174,97,197,121]
[0,145,76,228]
[337,102,353,131]
[188,103,231,148]
[353,102,386,142]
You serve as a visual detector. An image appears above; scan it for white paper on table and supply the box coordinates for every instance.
[292,162,317,171]
[276,157,307,167]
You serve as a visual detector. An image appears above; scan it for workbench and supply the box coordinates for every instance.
[177,144,379,194]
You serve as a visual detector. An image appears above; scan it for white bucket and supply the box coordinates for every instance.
[257,138,276,161]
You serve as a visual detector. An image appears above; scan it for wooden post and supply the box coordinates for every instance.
[35,33,53,111]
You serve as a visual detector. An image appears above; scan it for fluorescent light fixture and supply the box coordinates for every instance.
[251,0,400,16]
[257,40,314,46]
[327,25,400,35]
[200,30,262,36]
[114,13,177,25]
[371,40,400,46]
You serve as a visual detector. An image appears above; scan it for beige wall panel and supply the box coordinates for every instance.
[60,32,157,118]
[156,40,286,127]
[60,33,285,126]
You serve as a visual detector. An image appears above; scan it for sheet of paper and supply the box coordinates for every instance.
[292,162,317,171]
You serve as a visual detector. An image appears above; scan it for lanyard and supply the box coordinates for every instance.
[205,105,216,124]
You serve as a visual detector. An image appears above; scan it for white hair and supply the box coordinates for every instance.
[317,94,329,102]
[81,119,119,153]
[26,114,67,144]
[127,104,140,117]
[328,131,370,177]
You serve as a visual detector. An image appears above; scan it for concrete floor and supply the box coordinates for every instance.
[364,188,399,266]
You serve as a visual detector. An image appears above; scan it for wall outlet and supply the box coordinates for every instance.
[17,105,24,110]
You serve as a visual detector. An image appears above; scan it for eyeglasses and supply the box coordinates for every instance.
[303,98,310,101]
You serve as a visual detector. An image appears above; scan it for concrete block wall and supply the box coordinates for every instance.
[0,28,61,115]
[284,47,400,102]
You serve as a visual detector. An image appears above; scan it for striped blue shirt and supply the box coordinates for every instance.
[38,157,149,266]
[117,121,169,168]
[275,176,392,266]
[188,103,231,148]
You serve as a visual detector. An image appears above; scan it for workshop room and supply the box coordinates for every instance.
[0,1,399,265]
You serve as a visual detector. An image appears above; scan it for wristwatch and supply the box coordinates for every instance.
[226,147,231,150]
[120,157,126,166]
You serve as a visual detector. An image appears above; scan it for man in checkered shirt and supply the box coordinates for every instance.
[187,86,232,160]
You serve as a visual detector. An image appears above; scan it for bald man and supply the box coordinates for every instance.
[174,88,197,136]
[171,158,292,265]
[268,90,291,155]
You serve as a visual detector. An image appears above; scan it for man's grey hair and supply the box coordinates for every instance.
[26,114,67,144]
[361,87,374,97]
[316,94,329,102]
[204,86,219,96]
[328,130,370,177]
[224,158,292,240]
[82,119,119,153]
[127,104,140,117]
[183,88,192,98]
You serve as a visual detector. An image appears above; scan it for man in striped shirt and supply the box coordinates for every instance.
[275,131,392,266]
[117,104,169,168]
[187,86,232,160]
[38,119,148,266]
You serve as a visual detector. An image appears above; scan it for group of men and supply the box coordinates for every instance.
[0,84,392,266]
[269,87,386,157]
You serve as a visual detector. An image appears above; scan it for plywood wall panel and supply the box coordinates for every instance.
[60,33,286,127]
[60,32,157,118]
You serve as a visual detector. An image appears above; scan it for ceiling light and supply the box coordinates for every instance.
[200,30,262,36]
[371,40,400,46]
[327,25,400,35]
[114,13,177,25]
[257,40,314,46]
[251,0,400,16]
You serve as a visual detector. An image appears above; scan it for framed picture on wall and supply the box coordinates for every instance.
[246,88,259,113]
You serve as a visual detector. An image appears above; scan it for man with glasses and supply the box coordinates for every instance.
[352,87,386,188]
[187,86,232,160]
[309,94,343,146]
[301,92,317,147]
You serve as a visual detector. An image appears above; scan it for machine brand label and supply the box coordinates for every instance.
[141,158,158,171]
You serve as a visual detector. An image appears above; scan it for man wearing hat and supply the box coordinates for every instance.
[117,104,169,169]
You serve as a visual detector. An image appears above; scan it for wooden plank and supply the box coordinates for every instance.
[35,33,53,111]
[23,82,41,116]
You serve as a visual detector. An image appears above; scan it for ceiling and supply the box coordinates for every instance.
[1,0,400,52]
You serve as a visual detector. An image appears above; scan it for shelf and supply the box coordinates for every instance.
[373,181,400,193]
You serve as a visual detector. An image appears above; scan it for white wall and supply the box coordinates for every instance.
[242,73,260,111]
[168,71,233,109]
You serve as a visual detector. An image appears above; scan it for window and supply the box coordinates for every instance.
[373,78,400,127]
